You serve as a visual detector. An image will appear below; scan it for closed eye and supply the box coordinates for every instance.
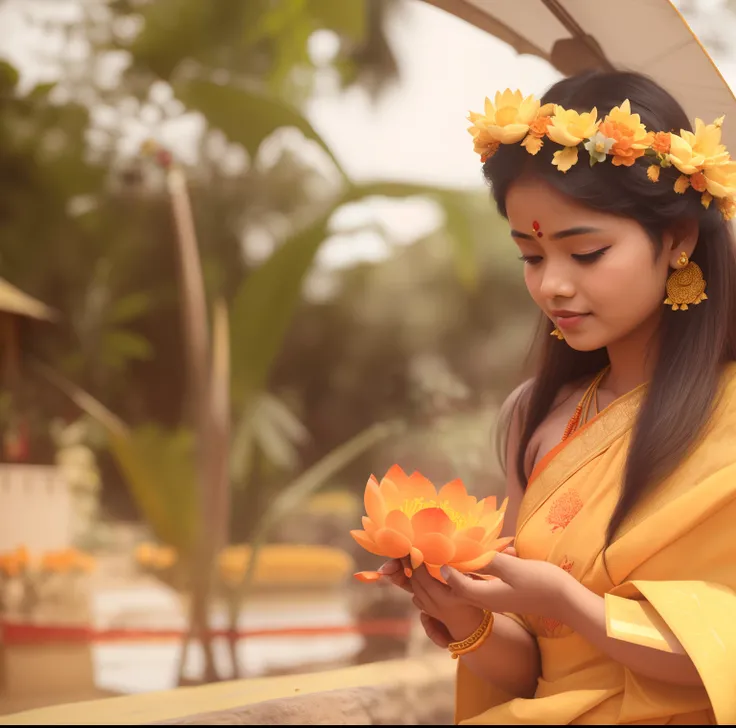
[572,246,611,263]
[518,255,542,265]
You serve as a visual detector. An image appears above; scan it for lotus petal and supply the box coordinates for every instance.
[362,516,378,535]
[425,563,446,583]
[438,479,471,510]
[408,471,438,500]
[482,496,497,512]
[411,507,455,537]
[414,532,456,564]
[354,571,382,583]
[385,510,414,541]
[465,526,486,542]
[364,479,387,527]
[454,538,513,572]
[451,536,484,563]
[379,478,402,509]
[453,550,498,573]
[410,547,424,569]
[373,528,412,558]
[383,464,411,490]
[350,529,384,556]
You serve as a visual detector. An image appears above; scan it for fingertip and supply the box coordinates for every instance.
[378,560,400,575]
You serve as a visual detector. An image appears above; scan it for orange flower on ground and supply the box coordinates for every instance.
[351,465,511,584]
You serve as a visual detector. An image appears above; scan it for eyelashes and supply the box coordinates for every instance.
[572,246,611,263]
[518,246,611,266]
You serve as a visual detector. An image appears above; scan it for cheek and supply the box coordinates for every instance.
[523,267,543,303]
[591,258,665,318]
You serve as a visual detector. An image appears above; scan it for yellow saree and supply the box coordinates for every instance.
[456,363,736,725]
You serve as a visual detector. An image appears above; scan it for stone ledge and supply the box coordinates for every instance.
[0,655,456,726]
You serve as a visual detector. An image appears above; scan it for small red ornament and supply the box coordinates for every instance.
[532,220,543,238]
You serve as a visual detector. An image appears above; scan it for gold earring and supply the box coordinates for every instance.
[663,252,707,311]
[550,326,565,340]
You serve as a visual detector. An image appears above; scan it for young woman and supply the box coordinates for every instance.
[379,70,736,724]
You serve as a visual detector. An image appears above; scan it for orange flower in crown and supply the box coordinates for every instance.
[467,90,736,220]
[351,465,512,584]
[596,100,651,167]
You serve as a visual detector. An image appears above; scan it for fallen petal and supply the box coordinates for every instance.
[374,528,412,558]
[354,571,382,583]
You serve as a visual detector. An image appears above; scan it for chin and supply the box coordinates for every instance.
[562,333,609,352]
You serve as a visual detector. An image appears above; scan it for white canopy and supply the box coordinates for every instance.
[423,0,736,149]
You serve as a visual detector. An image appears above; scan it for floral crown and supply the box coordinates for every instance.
[468,90,736,221]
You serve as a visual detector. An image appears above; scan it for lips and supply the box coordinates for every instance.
[555,312,590,330]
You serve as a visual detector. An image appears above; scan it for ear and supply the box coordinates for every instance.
[662,218,698,268]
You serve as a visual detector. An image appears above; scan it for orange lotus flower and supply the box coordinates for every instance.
[351,465,511,584]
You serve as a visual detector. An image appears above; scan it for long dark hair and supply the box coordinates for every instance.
[487,71,736,546]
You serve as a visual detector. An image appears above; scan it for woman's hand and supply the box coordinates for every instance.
[439,552,574,621]
[411,563,485,639]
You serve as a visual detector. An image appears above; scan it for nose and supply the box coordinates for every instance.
[538,260,576,301]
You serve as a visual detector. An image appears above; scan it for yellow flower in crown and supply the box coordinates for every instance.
[668,117,730,175]
[703,160,736,199]
[547,106,599,172]
[468,90,541,145]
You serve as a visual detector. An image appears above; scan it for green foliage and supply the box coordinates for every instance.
[230,212,331,401]
[3,0,529,544]
[107,424,198,554]
[175,79,346,175]
[241,418,404,596]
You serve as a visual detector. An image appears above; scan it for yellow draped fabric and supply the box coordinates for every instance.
[456,363,736,725]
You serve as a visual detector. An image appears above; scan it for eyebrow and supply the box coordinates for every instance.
[510,226,603,241]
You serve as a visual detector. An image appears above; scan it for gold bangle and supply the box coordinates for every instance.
[448,610,494,659]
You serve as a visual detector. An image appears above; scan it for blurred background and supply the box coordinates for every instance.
[0,0,734,716]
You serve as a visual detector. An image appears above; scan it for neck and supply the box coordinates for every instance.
[603,316,660,398]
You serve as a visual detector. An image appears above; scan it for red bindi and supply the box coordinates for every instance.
[532,220,543,237]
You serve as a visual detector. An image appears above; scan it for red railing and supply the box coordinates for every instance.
[0,618,412,645]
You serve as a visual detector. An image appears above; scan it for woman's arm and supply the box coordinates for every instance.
[559,577,703,687]
[443,609,540,698]
[451,381,540,698]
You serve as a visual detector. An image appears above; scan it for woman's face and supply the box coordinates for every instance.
[505,177,675,352]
